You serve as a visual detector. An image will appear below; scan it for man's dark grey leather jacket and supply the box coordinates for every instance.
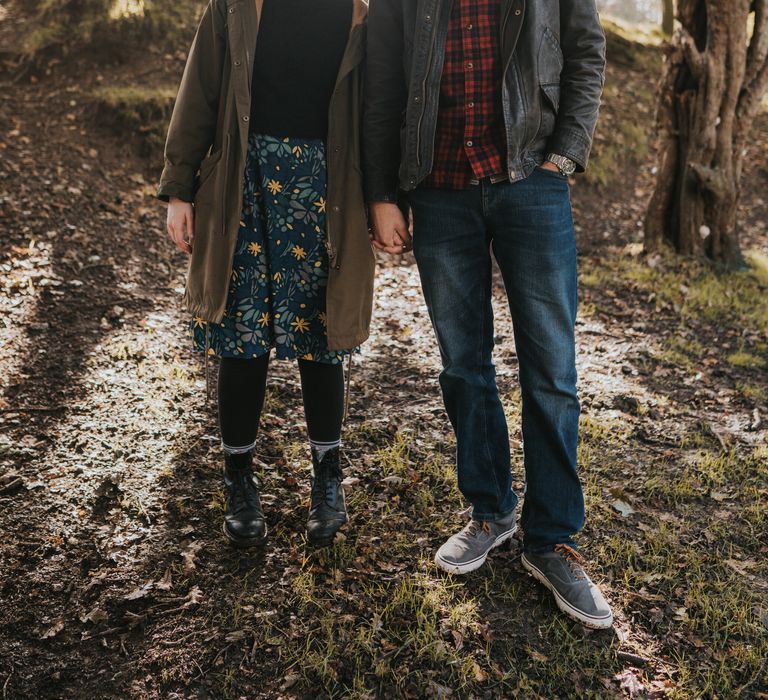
[362,0,606,203]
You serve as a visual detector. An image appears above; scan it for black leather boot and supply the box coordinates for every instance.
[306,447,347,547]
[222,451,267,547]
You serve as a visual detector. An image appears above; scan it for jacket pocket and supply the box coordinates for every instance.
[541,83,560,113]
[537,27,563,135]
[538,26,564,85]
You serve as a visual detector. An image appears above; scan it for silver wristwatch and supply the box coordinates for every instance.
[546,153,577,177]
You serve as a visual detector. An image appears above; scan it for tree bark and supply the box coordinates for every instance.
[644,0,768,266]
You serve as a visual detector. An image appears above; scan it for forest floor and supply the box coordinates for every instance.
[0,13,767,700]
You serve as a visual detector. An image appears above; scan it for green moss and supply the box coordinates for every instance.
[736,381,767,402]
[727,352,767,369]
[91,84,177,153]
[15,0,207,58]
[602,17,664,66]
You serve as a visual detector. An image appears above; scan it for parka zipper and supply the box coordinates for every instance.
[221,133,231,236]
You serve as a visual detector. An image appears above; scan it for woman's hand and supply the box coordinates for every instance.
[368,202,412,254]
[167,197,194,254]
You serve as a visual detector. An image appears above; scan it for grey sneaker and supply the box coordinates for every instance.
[521,545,613,629]
[434,513,517,574]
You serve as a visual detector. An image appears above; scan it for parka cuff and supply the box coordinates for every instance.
[157,162,197,202]
[545,127,592,173]
[156,182,194,203]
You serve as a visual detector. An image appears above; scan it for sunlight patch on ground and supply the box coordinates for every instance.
[109,0,145,20]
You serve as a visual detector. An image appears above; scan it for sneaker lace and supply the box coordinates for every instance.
[232,471,260,512]
[554,543,587,581]
[465,520,491,537]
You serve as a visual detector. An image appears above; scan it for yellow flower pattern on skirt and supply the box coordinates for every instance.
[192,133,356,364]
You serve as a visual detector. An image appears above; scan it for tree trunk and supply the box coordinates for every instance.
[644,0,768,266]
[662,0,675,35]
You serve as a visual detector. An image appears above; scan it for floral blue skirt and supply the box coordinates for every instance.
[192,133,355,364]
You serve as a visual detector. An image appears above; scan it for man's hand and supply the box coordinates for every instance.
[167,197,194,254]
[540,160,561,174]
[369,202,412,254]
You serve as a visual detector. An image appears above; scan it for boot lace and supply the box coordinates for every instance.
[311,464,342,505]
[554,543,587,581]
[232,471,260,513]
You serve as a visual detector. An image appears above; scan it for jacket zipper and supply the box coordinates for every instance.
[415,1,442,167]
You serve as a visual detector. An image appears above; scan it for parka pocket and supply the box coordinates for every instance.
[194,147,224,203]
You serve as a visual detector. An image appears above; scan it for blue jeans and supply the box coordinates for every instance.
[408,168,584,552]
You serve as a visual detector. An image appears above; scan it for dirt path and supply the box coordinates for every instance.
[1,61,767,699]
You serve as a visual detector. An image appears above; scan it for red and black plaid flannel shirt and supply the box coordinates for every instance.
[423,0,508,189]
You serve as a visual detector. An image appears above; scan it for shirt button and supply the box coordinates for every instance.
[466,23,473,30]
[467,62,474,69]
[332,205,340,212]
[234,60,242,67]
[242,115,249,122]
[515,8,522,15]
[228,6,235,12]
[468,102,475,108]
[466,140,473,147]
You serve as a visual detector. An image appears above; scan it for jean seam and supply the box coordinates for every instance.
[477,262,502,511]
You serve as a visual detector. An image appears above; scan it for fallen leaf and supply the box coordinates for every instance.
[182,586,203,609]
[472,661,487,682]
[280,674,300,692]
[527,647,549,663]
[181,540,203,573]
[41,619,65,639]
[614,668,646,697]
[80,607,108,624]
[124,581,154,600]
[611,499,636,517]
[155,568,173,591]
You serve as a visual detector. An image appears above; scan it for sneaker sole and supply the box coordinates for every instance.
[222,521,268,548]
[521,553,613,629]
[434,525,517,575]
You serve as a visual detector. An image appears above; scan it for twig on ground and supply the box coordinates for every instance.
[737,653,767,697]
[617,650,652,666]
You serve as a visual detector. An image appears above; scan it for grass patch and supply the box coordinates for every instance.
[90,84,176,153]
[11,0,207,59]
[580,248,768,336]
[728,351,767,369]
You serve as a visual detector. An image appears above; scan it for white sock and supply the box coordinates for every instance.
[310,439,340,460]
[222,440,257,455]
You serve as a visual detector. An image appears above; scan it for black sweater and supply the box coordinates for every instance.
[250,0,352,140]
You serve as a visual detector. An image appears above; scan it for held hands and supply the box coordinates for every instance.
[368,202,413,255]
[167,197,194,254]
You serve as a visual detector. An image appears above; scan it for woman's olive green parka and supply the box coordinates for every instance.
[158,0,374,351]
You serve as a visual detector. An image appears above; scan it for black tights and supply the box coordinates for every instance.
[217,355,345,450]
